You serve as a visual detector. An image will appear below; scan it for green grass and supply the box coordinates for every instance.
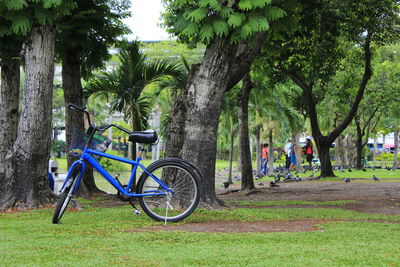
[1,200,399,266]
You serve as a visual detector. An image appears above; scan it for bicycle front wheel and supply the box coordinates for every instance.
[52,165,80,224]
[137,159,200,222]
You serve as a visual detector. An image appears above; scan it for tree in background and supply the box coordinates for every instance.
[263,0,400,177]
[85,41,185,161]
[56,0,130,195]
[162,0,299,203]
[0,0,75,209]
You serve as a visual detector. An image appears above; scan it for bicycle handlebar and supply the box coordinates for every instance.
[67,103,133,135]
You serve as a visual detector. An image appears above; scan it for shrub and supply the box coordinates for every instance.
[100,150,131,172]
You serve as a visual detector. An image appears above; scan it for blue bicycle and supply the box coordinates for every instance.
[52,104,200,224]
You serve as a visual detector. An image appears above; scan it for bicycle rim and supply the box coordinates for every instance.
[138,160,199,222]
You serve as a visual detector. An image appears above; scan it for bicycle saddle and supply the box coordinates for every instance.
[128,130,158,144]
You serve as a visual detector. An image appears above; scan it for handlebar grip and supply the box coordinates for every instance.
[68,103,86,111]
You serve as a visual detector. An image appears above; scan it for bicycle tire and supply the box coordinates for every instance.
[137,158,200,222]
[52,165,80,224]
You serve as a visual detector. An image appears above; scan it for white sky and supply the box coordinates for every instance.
[123,0,171,41]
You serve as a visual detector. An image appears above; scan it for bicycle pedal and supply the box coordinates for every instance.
[133,209,141,216]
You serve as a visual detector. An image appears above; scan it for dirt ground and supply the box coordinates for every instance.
[97,179,400,233]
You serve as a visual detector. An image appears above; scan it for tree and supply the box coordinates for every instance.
[218,88,239,184]
[162,0,299,205]
[0,34,22,175]
[0,0,75,209]
[263,0,400,177]
[85,41,185,160]
[56,0,130,194]
[238,73,255,191]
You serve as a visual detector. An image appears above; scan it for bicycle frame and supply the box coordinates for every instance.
[60,148,173,197]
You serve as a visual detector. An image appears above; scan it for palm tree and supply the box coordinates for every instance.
[250,81,303,175]
[85,41,185,160]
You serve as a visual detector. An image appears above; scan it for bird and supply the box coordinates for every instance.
[348,168,353,172]
[222,182,230,189]
[362,168,367,172]
[269,181,279,187]
[372,175,379,182]
[310,172,315,178]
[343,178,351,183]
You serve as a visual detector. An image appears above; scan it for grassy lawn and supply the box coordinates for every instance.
[1,200,399,266]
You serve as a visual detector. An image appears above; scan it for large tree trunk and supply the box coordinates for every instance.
[317,141,335,177]
[0,59,20,165]
[280,34,372,177]
[355,121,363,169]
[62,48,101,195]
[238,74,254,191]
[393,130,399,168]
[164,64,199,159]
[180,35,265,205]
[0,25,56,209]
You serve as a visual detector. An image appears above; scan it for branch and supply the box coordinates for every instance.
[328,32,373,143]
[277,66,323,139]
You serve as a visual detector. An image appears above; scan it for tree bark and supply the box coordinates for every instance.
[227,127,235,184]
[164,64,199,159]
[238,74,255,191]
[62,48,101,195]
[180,34,266,205]
[341,135,349,168]
[355,120,363,169]
[255,125,261,177]
[373,136,378,165]
[393,130,399,168]
[0,59,20,165]
[317,141,335,177]
[0,25,56,209]
[267,129,274,175]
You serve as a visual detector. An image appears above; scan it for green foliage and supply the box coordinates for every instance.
[0,0,76,36]
[100,150,130,172]
[51,139,66,156]
[85,41,186,133]
[376,152,400,162]
[55,0,131,80]
[162,0,297,45]
[140,41,205,65]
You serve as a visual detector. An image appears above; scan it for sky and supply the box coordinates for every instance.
[123,0,171,41]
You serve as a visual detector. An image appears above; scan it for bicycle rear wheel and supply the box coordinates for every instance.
[137,158,200,222]
[52,165,80,224]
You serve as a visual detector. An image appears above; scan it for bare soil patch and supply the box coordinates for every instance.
[217,181,400,215]
[131,220,327,233]
[90,180,400,233]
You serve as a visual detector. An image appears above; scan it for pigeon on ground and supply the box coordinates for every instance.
[343,178,351,183]
[348,168,352,172]
[372,175,379,182]
[269,181,279,187]
[362,168,367,172]
[222,182,230,189]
